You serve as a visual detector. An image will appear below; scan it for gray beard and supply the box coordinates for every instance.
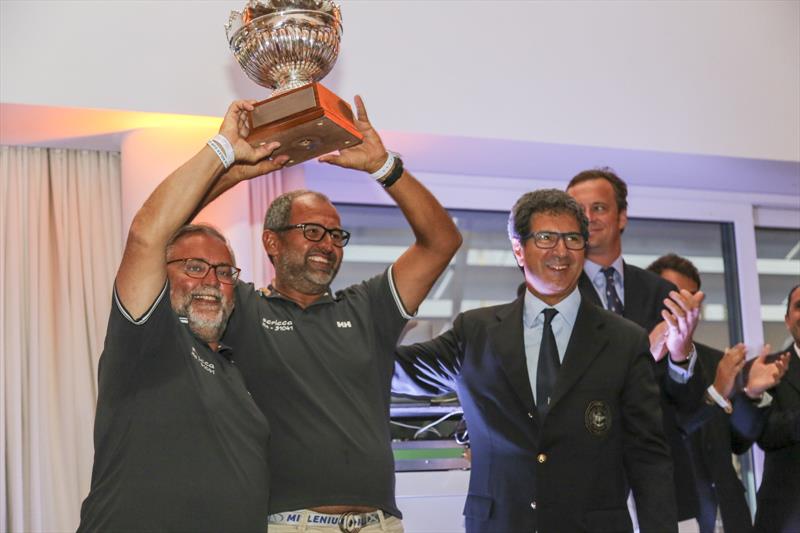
[275,251,340,295]
[185,309,229,344]
[172,291,233,344]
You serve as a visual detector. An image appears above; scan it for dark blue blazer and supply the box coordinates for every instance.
[393,295,677,533]
[755,346,800,533]
[680,343,763,533]
[579,263,706,521]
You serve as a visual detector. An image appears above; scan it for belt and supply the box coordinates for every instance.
[268,509,383,533]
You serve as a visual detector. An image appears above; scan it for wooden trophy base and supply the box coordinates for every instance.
[247,83,363,167]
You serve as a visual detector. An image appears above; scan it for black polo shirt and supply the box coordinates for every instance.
[224,267,410,516]
[78,283,270,533]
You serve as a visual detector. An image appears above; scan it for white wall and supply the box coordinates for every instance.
[2,0,799,162]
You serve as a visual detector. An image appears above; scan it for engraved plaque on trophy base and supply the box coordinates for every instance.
[247,82,362,167]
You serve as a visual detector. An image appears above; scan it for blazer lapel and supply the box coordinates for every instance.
[578,271,602,308]
[622,262,647,324]
[784,347,800,397]
[488,296,536,414]
[549,299,608,409]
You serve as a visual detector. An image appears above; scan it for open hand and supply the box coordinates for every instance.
[662,289,704,362]
[318,95,389,174]
[746,345,790,398]
[649,320,669,362]
[218,100,289,180]
[713,344,747,398]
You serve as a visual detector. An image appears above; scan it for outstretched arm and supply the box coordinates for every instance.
[319,96,462,314]
[393,321,464,397]
[117,100,288,319]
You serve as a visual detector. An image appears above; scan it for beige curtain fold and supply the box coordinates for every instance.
[1,145,122,533]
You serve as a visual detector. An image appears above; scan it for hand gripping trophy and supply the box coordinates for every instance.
[226,0,362,166]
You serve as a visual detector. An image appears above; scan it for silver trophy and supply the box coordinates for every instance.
[226,0,362,166]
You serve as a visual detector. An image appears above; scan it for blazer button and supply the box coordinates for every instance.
[527,412,534,419]
[530,501,537,509]
[537,453,547,463]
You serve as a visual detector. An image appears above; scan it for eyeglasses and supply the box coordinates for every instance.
[275,222,351,248]
[166,258,241,284]
[522,231,586,250]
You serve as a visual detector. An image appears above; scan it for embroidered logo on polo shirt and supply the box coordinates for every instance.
[262,318,293,332]
[191,346,215,375]
[337,321,352,328]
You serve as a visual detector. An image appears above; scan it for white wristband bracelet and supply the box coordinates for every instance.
[208,134,235,169]
[706,385,733,414]
[207,140,229,169]
[371,152,397,181]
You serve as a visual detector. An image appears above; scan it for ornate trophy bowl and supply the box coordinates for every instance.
[226,0,342,95]
[226,0,361,166]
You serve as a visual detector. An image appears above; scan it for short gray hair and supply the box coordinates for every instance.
[263,189,332,231]
[507,189,589,243]
[166,223,236,265]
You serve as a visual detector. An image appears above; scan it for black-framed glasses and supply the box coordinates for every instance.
[275,222,351,247]
[166,258,241,284]
[522,231,586,250]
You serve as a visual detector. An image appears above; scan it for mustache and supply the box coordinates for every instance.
[306,247,337,262]
[189,287,223,301]
[545,256,573,266]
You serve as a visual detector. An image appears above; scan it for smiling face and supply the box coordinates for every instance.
[513,211,585,305]
[264,193,344,300]
[567,178,627,262]
[166,232,235,345]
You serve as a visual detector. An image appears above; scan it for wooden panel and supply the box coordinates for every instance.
[246,83,363,167]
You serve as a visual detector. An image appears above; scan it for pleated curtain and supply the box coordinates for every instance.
[0,145,122,533]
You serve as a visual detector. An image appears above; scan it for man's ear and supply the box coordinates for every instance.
[618,209,628,233]
[263,230,279,257]
[511,238,525,268]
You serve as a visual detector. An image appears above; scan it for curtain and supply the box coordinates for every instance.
[0,145,122,532]
[248,172,286,289]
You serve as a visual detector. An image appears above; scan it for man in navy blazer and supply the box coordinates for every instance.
[755,284,800,533]
[393,189,677,533]
[567,169,707,526]
[648,253,788,533]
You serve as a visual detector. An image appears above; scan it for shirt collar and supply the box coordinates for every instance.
[177,316,233,358]
[522,285,581,329]
[793,342,800,359]
[261,284,335,307]
[584,255,625,285]
[217,342,234,360]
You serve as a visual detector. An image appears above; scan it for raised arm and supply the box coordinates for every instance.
[393,321,464,397]
[117,100,288,319]
[318,96,462,314]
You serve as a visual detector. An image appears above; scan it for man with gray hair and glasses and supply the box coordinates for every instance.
[193,95,462,532]
[393,189,677,533]
[78,100,288,532]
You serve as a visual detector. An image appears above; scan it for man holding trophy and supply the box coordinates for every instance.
[220,93,460,531]
[198,3,461,532]
[79,1,459,530]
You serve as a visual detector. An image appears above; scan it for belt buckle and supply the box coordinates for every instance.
[338,511,364,533]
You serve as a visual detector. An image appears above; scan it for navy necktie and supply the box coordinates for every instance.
[602,267,624,315]
[536,308,560,418]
